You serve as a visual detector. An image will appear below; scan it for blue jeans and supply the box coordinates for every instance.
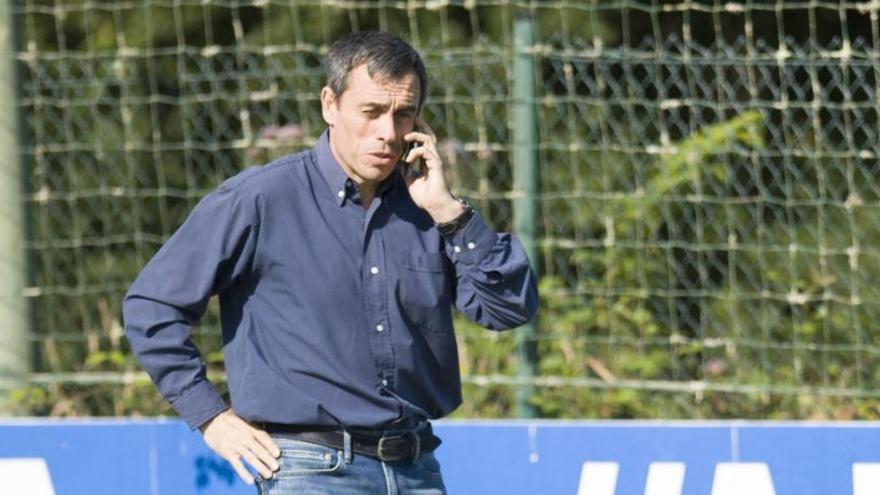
[255,435,447,495]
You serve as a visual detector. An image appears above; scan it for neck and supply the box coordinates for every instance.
[359,182,377,209]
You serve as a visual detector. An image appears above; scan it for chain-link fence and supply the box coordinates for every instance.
[7,1,880,419]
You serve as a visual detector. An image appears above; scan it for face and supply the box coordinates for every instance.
[321,64,420,187]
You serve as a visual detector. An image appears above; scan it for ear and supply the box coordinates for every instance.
[320,86,338,127]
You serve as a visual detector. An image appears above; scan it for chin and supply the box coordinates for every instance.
[360,165,393,181]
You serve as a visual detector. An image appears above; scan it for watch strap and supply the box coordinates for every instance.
[436,198,474,237]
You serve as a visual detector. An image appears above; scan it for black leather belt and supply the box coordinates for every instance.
[261,422,441,462]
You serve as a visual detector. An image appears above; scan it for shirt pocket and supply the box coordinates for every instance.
[399,251,452,332]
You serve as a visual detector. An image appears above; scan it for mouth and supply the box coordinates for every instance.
[367,152,397,165]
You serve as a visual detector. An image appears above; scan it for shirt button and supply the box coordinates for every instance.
[467,242,476,250]
[376,324,384,332]
[453,245,461,253]
[370,266,379,275]
[381,379,388,387]
[337,190,345,198]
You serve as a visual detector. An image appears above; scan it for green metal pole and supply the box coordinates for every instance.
[512,14,539,419]
[0,1,29,414]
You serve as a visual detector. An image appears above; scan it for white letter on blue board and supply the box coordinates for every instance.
[853,463,880,495]
[711,463,776,495]
[645,462,686,495]
[0,458,56,495]
[577,462,619,495]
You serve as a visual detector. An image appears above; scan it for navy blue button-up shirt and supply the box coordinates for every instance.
[123,130,538,431]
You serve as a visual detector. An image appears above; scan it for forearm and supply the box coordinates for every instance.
[442,211,539,330]
[123,294,227,430]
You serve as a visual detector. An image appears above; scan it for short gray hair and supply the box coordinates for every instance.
[324,31,428,111]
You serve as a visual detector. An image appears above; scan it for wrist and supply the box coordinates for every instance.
[434,197,475,237]
[198,408,229,434]
[426,196,466,224]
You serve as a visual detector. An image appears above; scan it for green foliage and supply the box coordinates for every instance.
[10,2,880,423]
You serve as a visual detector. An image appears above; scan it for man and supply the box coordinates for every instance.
[123,31,538,493]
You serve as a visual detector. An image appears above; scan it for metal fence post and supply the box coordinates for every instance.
[513,13,539,419]
[0,2,30,414]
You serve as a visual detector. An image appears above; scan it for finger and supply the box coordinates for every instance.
[251,429,282,459]
[254,450,281,476]
[240,447,275,480]
[246,438,281,474]
[228,454,255,485]
[404,131,435,145]
[406,144,438,162]
[406,146,441,171]
[405,146,425,163]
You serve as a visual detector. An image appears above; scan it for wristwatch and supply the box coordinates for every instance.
[436,197,475,236]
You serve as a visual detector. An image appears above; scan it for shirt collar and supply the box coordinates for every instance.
[315,129,401,207]
[316,129,353,206]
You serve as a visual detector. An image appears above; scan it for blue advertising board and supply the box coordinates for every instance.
[1,419,879,494]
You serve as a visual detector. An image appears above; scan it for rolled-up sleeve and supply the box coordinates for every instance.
[442,211,538,330]
[122,184,259,430]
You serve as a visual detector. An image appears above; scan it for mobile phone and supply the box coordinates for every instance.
[401,127,424,178]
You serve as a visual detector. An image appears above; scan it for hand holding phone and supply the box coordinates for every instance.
[399,117,458,218]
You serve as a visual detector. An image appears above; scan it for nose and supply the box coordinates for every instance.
[376,113,397,146]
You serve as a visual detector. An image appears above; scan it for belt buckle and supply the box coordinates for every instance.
[377,432,421,462]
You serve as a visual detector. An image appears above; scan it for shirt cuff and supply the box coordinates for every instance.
[441,210,496,265]
[169,379,228,431]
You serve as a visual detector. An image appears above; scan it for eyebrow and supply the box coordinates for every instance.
[360,102,417,114]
